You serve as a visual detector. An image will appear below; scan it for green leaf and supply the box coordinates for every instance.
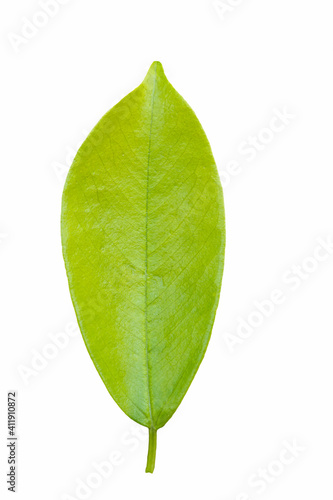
[61,61,225,472]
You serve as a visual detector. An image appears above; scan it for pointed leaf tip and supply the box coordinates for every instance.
[150,61,163,72]
[145,61,165,82]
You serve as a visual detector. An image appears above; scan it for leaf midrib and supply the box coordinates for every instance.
[144,63,158,429]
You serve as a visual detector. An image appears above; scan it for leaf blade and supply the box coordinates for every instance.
[61,61,225,469]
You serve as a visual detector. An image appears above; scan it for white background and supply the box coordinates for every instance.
[1,0,333,499]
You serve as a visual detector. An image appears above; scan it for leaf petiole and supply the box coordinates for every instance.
[145,427,157,473]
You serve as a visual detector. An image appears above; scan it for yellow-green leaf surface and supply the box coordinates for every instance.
[61,62,225,472]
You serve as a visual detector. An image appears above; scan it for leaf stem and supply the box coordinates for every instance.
[145,427,157,473]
